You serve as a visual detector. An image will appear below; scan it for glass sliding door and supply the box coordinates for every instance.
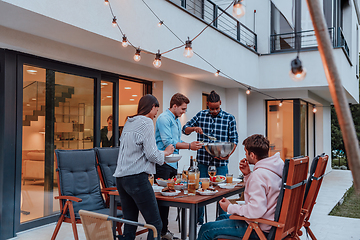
[100,81,114,147]
[21,65,94,223]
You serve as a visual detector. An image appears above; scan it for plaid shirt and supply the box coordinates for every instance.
[182,109,238,167]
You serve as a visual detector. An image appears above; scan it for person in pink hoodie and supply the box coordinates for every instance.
[197,134,284,240]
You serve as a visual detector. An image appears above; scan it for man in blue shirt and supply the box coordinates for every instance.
[155,93,203,240]
[183,90,239,224]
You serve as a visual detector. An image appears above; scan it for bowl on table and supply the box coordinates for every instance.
[204,142,235,158]
[210,175,226,185]
[156,178,170,187]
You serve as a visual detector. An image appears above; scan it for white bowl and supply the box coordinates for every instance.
[165,154,182,163]
[196,189,218,196]
[156,179,170,187]
[210,175,226,185]
[174,184,185,190]
[218,183,236,189]
[161,190,180,196]
[152,185,164,193]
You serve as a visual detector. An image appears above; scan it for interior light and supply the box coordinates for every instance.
[153,50,162,68]
[122,35,129,47]
[158,21,164,27]
[112,17,117,27]
[27,70,37,74]
[104,0,109,5]
[313,106,317,113]
[26,103,31,107]
[246,87,251,95]
[101,82,108,86]
[106,95,112,98]
[132,94,138,97]
[289,56,306,81]
[130,99,135,101]
[183,38,194,58]
[215,70,220,76]
[32,98,37,101]
[233,0,245,19]
[134,48,141,62]
[124,87,131,89]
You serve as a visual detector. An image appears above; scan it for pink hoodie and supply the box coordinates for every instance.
[227,152,284,232]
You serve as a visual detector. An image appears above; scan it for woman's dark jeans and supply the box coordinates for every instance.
[116,172,162,240]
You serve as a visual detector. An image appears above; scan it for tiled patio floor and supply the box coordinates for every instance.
[10,170,360,240]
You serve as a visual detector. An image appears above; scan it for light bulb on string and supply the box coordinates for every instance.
[153,50,162,68]
[279,100,283,107]
[183,38,194,58]
[158,21,164,27]
[133,48,141,62]
[104,0,109,5]
[246,87,251,95]
[112,17,117,27]
[313,106,317,113]
[233,0,245,18]
[289,56,306,81]
[215,70,220,76]
[122,35,129,47]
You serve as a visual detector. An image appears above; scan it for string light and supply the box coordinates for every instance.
[153,50,162,68]
[233,0,245,19]
[183,37,194,58]
[279,100,283,107]
[112,17,117,27]
[157,20,164,27]
[313,105,317,113]
[246,87,251,95]
[122,35,129,47]
[134,48,141,62]
[215,70,220,76]
[290,56,306,81]
[104,0,109,6]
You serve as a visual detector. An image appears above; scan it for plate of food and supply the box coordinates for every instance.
[218,183,236,189]
[160,189,181,196]
[210,175,226,185]
[196,189,218,195]
[165,154,182,163]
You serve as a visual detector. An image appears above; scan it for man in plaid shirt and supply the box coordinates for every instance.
[182,90,238,224]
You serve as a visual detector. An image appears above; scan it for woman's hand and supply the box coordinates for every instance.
[164,144,175,156]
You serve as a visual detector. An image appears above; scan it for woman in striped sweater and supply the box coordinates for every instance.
[114,94,174,240]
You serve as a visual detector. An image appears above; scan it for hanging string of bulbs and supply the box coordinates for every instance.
[104,0,316,111]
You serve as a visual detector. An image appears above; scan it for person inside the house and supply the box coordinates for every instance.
[182,90,238,225]
[155,93,203,240]
[100,114,114,147]
[196,134,284,240]
[113,94,175,240]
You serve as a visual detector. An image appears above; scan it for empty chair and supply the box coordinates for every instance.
[51,149,123,240]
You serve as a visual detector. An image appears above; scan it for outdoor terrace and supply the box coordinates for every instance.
[10,170,360,240]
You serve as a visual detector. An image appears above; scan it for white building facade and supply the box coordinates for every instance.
[0,0,358,238]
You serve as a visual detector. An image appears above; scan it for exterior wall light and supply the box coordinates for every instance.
[122,35,129,47]
[289,56,306,81]
[153,50,162,68]
[134,48,141,62]
[233,0,245,19]
[183,38,194,58]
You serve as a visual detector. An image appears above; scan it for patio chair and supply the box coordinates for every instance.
[51,149,123,240]
[216,156,309,240]
[79,210,159,240]
[297,154,329,240]
[94,147,148,236]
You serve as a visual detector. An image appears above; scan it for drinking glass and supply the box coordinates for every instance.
[188,179,196,195]
[182,165,189,181]
[208,166,216,181]
[201,178,210,190]
[226,173,233,183]
[148,174,154,186]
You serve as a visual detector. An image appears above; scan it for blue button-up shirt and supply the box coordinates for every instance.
[155,109,183,169]
[182,109,238,167]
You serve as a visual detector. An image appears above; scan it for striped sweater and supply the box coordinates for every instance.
[113,115,165,178]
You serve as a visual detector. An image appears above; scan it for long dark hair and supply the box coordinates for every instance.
[129,94,159,118]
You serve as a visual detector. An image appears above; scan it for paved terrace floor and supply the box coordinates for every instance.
[10,170,360,240]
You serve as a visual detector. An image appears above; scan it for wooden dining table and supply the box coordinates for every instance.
[109,183,245,240]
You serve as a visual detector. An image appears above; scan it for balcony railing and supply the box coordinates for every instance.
[270,27,350,58]
[167,0,257,52]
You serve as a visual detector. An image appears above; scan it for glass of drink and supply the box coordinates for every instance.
[201,178,210,190]
[148,174,154,186]
[226,173,233,183]
[182,166,189,180]
[188,179,196,195]
[208,166,216,181]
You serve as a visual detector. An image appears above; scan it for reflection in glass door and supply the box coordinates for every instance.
[21,65,94,223]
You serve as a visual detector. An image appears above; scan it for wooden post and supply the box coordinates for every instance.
[305,0,360,192]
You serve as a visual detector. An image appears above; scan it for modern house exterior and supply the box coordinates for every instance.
[0,0,358,239]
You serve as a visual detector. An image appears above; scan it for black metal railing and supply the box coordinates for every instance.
[168,0,257,52]
[270,27,350,58]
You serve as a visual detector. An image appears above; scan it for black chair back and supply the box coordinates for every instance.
[94,147,119,188]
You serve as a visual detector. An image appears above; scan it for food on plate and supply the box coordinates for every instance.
[162,186,176,192]
[198,188,215,192]
[210,175,225,182]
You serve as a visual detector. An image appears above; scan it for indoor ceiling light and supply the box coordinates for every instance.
[27,69,37,74]
[124,87,131,89]
[130,99,135,101]
[106,95,112,98]
[101,82,108,86]
[32,98,37,101]
[132,95,138,97]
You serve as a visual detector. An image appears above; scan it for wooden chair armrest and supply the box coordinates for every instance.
[55,195,82,202]
[229,214,285,228]
[101,187,117,194]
